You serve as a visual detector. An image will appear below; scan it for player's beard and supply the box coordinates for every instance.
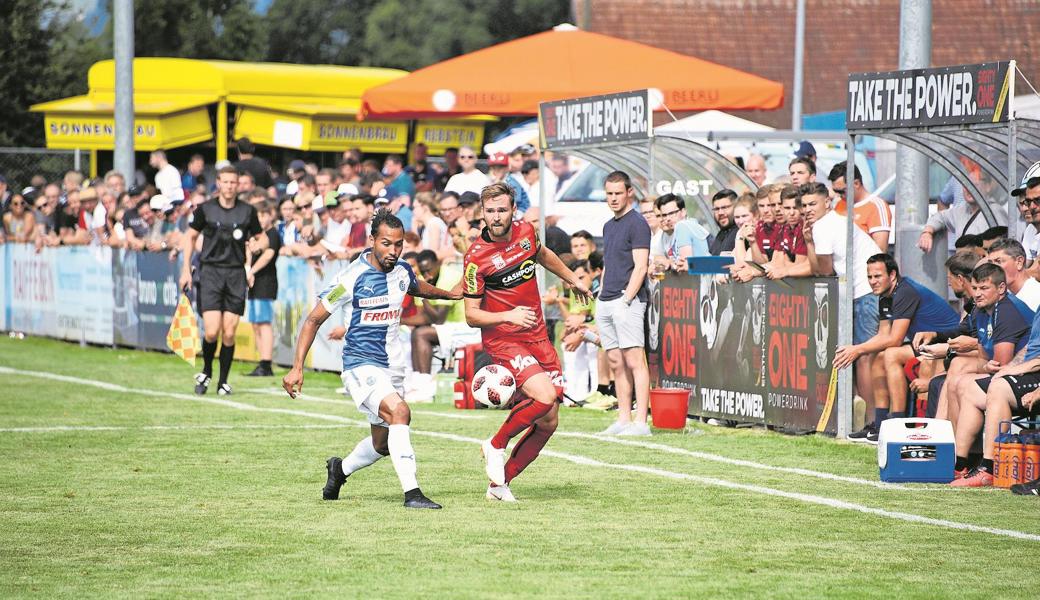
[488,220,511,239]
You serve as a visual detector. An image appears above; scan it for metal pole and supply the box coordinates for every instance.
[1008,62,1020,241]
[113,0,135,183]
[216,97,228,163]
[894,0,939,290]
[837,135,857,439]
[74,149,81,174]
[791,0,806,131]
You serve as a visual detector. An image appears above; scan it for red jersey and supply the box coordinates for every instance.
[463,220,547,345]
[777,222,807,259]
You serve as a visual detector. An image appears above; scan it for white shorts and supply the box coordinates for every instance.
[341,364,406,427]
[595,297,647,350]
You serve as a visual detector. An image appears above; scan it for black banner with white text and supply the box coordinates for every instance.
[648,274,839,433]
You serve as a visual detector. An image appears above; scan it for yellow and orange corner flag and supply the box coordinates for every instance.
[166,294,201,366]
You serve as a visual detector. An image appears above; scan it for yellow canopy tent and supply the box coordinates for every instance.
[30,58,488,166]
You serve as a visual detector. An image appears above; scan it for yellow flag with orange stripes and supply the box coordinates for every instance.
[166,294,201,366]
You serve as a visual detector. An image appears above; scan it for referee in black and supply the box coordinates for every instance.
[179,165,261,395]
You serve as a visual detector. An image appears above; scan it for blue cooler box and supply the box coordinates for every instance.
[877,418,955,483]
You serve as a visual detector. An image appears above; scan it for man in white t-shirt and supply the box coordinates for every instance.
[443,146,490,196]
[150,150,185,202]
[988,238,1040,311]
[801,182,883,403]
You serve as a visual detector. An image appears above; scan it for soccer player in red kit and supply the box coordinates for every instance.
[463,182,592,502]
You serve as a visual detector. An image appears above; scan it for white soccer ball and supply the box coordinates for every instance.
[471,365,516,409]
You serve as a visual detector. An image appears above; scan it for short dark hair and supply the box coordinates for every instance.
[789,156,817,176]
[567,258,591,273]
[370,208,403,236]
[402,251,420,262]
[799,182,830,198]
[867,253,899,276]
[385,154,404,166]
[945,250,980,278]
[416,249,438,265]
[238,171,255,183]
[989,237,1027,261]
[827,161,862,184]
[571,230,594,242]
[780,185,801,204]
[711,189,738,204]
[604,170,632,189]
[444,147,459,155]
[236,138,255,155]
[654,193,685,211]
[480,182,514,205]
[971,262,1007,287]
[980,226,1008,243]
[954,233,984,250]
[521,160,539,175]
[339,158,359,168]
[588,250,604,271]
[298,173,315,188]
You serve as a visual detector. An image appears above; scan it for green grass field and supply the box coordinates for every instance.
[1,336,1038,599]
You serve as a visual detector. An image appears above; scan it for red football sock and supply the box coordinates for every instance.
[505,424,555,483]
[491,398,552,449]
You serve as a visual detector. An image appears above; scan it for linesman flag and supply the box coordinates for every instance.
[166,294,201,366]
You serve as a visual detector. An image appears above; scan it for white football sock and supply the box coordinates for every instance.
[341,436,384,476]
[387,424,419,492]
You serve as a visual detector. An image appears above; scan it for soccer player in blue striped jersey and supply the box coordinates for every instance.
[283,210,461,509]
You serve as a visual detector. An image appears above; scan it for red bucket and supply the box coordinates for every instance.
[650,388,690,429]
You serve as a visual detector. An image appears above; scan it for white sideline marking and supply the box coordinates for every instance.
[243,387,488,420]
[3,365,1038,543]
[556,432,909,491]
[0,424,348,433]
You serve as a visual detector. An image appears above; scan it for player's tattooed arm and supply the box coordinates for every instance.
[412,278,463,301]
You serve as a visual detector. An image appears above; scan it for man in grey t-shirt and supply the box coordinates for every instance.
[596,170,653,436]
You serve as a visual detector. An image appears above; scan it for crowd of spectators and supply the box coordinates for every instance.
[8,134,1040,481]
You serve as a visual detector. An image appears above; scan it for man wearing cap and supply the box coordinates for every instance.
[795,141,817,165]
[179,165,262,397]
[1012,169,1040,261]
[285,160,307,196]
[444,146,490,196]
[458,191,481,223]
[318,190,356,260]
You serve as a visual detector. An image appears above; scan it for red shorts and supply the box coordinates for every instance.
[485,337,564,394]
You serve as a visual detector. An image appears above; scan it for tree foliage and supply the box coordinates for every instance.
[9,0,572,147]
[0,0,107,146]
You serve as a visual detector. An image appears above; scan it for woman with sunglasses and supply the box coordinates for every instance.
[3,194,36,243]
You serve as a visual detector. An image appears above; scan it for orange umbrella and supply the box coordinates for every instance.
[360,26,783,120]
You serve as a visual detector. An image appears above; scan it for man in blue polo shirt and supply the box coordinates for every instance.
[835,253,960,443]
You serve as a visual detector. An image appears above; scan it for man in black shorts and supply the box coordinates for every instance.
[949,303,1040,487]
[179,165,261,395]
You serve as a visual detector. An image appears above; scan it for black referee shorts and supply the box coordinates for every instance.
[198,265,247,315]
